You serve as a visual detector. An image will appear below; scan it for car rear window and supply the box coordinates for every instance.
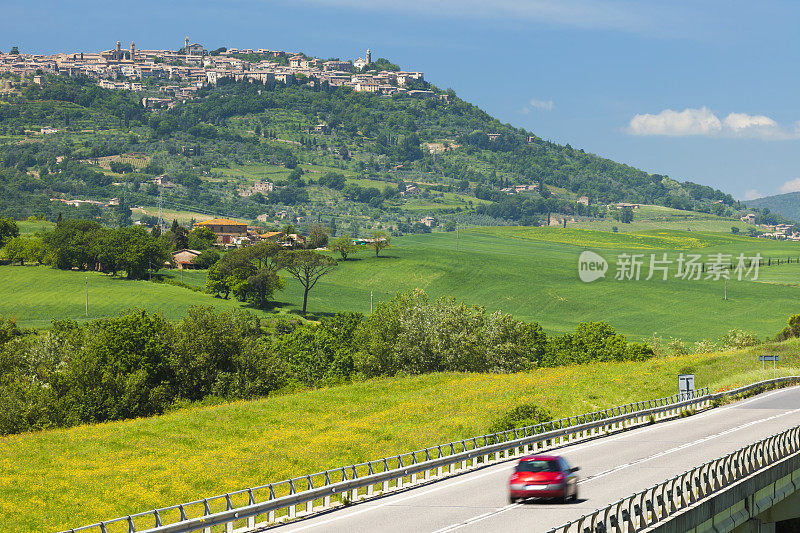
[515,460,560,473]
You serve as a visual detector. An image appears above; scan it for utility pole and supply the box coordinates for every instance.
[724,278,727,301]
[456,223,459,251]
[370,290,373,314]
[85,273,88,317]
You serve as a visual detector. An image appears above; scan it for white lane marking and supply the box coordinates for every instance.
[276,386,800,532]
[276,466,508,532]
[428,405,800,533]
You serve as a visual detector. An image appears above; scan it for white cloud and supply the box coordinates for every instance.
[743,189,764,201]
[627,108,798,140]
[522,98,554,114]
[627,107,721,137]
[723,113,777,132]
[780,178,800,194]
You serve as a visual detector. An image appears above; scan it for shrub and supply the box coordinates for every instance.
[488,403,553,434]
[775,315,800,342]
[668,338,689,356]
[720,329,759,349]
[693,339,717,353]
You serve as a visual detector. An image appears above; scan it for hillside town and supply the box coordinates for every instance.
[0,38,430,106]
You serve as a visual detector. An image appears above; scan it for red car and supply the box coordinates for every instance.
[508,454,580,503]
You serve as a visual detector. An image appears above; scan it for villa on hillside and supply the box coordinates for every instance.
[194,218,248,245]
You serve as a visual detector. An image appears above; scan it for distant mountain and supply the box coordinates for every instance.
[745,192,800,222]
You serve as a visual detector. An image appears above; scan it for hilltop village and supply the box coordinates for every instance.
[0,38,430,107]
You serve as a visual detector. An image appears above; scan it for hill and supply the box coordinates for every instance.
[4,341,799,533]
[0,73,743,232]
[745,191,800,223]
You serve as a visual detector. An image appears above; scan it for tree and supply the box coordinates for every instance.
[330,235,357,260]
[1,237,27,265]
[368,231,390,257]
[397,133,423,162]
[0,218,19,247]
[45,219,103,270]
[319,172,346,190]
[308,223,330,248]
[282,251,338,315]
[237,242,285,308]
[118,226,171,279]
[619,207,634,224]
[188,226,217,250]
[206,242,284,308]
[169,220,189,250]
[191,249,221,269]
[151,224,162,239]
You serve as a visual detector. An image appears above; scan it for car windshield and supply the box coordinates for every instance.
[515,460,560,473]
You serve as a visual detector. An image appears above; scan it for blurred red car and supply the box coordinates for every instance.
[508,454,580,503]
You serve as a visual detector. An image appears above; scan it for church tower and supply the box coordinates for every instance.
[130,42,135,61]
[366,48,371,64]
[185,36,190,53]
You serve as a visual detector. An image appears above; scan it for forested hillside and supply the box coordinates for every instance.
[0,73,741,230]
[746,192,800,223]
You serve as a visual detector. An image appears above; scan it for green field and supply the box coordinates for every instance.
[0,223,800,341]
[0,266,247,328]
[3,340,798,533]
[273,226,800,342]
[15,220,54,235]
[3,225,800,340]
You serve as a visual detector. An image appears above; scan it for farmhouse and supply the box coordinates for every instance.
[193,218,248,245]
[171,249,202,269]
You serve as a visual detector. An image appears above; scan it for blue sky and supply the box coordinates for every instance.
[3,0,799,200]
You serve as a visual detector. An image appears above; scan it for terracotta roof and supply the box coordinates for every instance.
[194,218,247,226]
[260,231,283,238]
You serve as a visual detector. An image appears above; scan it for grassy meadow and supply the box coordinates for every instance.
[0,266,246,329]
[3,340,799,533]
[3,222,800,341]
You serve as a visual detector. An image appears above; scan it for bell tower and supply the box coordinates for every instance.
[185,36,190,53]
[366,48,371,64]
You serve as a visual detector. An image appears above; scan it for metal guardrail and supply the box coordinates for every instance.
[545,423,800,533]
[61,376,800,533]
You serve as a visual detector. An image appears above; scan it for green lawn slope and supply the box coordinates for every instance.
[3,341,798,533]
[3,225,800,340]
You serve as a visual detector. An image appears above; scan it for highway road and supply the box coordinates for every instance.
[272,385,800,533]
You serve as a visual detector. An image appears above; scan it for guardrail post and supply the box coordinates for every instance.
[323,471,332,506]
[223,493,235,533]
[267,485,276,523]
[247,489,256,528]
[202,499,212,533]
[304,476,315,514]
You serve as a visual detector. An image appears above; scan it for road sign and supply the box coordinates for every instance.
[759,355,779,378]
[678,374,695,400]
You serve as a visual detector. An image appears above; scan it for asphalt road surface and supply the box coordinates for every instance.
[272,385,800,533]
